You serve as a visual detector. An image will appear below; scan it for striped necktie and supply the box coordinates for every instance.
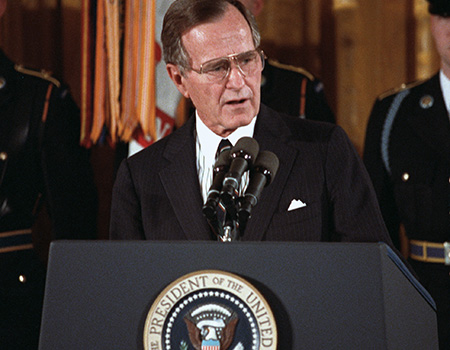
[215,139,232,161]
[214,139,232,238]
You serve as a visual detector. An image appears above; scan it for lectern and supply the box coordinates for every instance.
[39,241,438,349]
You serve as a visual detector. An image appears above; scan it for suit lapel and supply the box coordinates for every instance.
[405,74,450,163]
[242,105,297,240]
[159,106,298,241]
[159,117,212,240]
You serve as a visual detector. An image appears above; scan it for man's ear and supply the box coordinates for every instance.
[166,63,190,98]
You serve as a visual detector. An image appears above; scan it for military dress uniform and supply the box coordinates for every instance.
[363,72,450,348]
[0,50,98,349]
[261,59,335,123]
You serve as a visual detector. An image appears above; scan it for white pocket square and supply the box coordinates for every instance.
[288,199,307,211]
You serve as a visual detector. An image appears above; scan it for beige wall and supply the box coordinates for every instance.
[258,0,439,154]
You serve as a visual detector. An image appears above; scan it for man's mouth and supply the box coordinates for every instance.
[226,98,248,105]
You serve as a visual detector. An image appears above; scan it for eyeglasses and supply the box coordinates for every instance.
[189,48,265,82]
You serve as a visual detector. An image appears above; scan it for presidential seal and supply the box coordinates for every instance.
[144,270,277,350]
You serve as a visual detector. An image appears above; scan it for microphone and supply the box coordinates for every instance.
[238,150,279,229]
[202,149,232,221]
[219,137,260,210]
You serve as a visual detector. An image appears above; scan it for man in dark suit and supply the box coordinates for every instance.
[363,1,450,347]
[111,0,391,249]
[117,0,335,164]
[0,1,98,347]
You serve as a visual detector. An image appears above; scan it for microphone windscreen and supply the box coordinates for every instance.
[231,137,259,161]
[214,149,231,168]
[254,150,279,184]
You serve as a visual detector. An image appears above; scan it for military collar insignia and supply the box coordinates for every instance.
[0,76,6,90]
[419,95,434,109]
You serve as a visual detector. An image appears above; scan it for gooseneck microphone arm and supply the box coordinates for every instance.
[219,137,260,213]
[238,150,279,234]
[202,150,231,219]
[202,150,231,238]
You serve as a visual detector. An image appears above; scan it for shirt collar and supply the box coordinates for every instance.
[439,70,450,114]
[195,112,257,159]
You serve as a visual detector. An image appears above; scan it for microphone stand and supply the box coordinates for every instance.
[204,199,239,242]
[220,211,239,242]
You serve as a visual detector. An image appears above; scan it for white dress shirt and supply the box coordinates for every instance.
[439,70,450,117]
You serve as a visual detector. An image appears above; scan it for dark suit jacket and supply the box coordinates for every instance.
[111,104,391,245]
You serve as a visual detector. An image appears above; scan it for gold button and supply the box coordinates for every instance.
[18,275,27,283]
[401,173,410,182]
[0,151,7,161]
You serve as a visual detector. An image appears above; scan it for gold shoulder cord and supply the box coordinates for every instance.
[267,59,315,81]
[377,79,425,101]
[14,64,61,88]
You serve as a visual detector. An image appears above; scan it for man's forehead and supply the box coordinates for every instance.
[181,7,254,61]
[183,24,252,48]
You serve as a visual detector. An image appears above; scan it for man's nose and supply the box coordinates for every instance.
[226,60,246,88]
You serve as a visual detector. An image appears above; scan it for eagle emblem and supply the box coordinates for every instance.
[184,303,238,350]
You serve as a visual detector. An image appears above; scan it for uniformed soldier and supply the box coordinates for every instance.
[0,1,98,347]
[240,0,335,123]
[363,1,450,348]
[260,59,335,123]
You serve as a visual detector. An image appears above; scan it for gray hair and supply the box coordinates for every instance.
[161,0,261,73]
